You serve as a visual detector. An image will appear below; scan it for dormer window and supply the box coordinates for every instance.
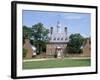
[61,37,63,40]
[57,38,60,40]
[65,37,67,40]
[49,37,52,40]
[53,37,56,40]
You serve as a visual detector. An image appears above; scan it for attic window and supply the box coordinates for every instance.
[61,37,63,40]
[57,38,60,40]
[53,37,56,40]
[65,37,67,40]
[49,37,52,40]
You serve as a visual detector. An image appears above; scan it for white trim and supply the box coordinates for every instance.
[17,3,96,77]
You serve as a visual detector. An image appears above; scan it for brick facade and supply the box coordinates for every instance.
[23,39,33,58]
[46,42,67,56]
[46,38,91,57]
[82,38,91,57]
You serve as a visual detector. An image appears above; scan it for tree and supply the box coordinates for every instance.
[23,25,33,45]
[67,33,84,53]
[32,23,49,54]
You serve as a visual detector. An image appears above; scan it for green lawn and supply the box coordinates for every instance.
[23,58,91,69]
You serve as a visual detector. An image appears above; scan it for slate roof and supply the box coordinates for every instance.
[48,21,68,43]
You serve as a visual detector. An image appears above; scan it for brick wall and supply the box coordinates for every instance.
[46,43,67,56]
[23,39,33,59]
[46,38,91,57]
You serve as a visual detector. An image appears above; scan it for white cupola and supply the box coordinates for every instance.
[57,21,61,33]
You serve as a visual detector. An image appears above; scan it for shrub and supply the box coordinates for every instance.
[23,48,28,58]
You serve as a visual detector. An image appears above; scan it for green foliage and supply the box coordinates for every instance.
[23,26,33,45]
[67,33,84,53]
[32,23,49,54]
[23,23,49,54]
[32,23,49,41]
[23,26,33,37]
[23,48,28,58]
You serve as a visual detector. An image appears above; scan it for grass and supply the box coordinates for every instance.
[23,58,91,69]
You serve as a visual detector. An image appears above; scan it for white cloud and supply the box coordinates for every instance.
[65,16,82,20]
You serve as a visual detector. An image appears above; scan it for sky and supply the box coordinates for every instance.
[22,10,91,37]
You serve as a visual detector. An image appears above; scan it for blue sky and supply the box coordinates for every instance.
[22,10,91,37]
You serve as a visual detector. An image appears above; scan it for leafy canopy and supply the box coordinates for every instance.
[67,33,84,53]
